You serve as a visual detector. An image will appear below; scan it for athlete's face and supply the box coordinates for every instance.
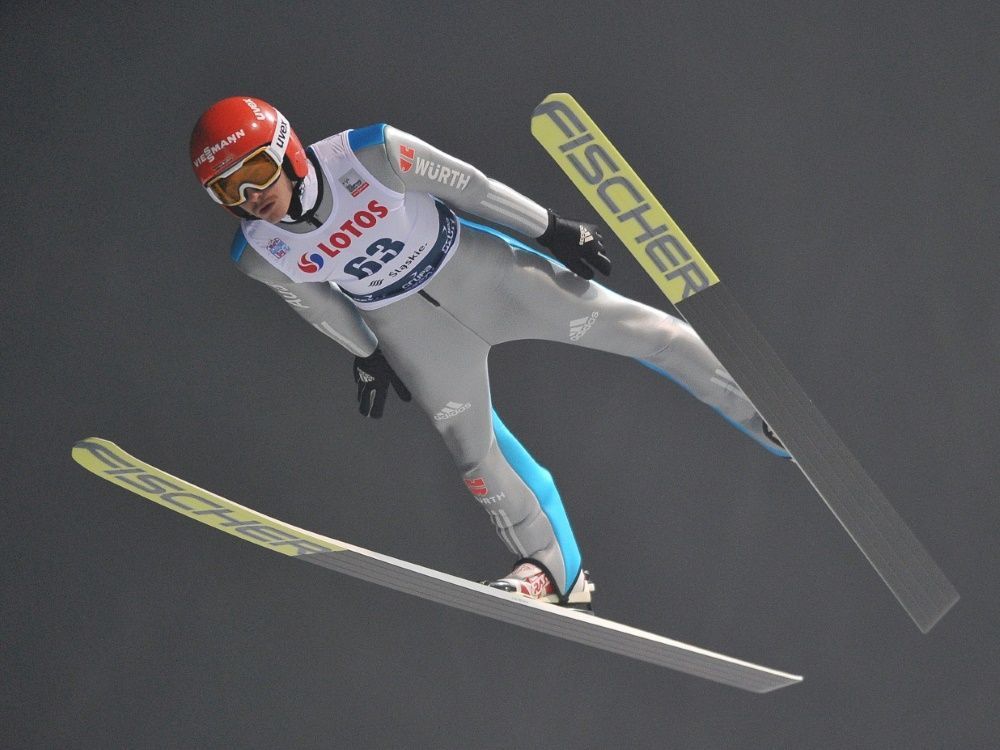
[241,170,293,223]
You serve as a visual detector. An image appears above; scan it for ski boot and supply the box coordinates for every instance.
[484,560,595,613]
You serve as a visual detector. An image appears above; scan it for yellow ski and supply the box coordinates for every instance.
[532,93,958,633]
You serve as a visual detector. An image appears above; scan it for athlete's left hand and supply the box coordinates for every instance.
[353,349,412,418]
[537,209,611,280]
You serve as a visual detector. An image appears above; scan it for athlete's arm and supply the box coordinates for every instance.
[353,124,610,278]
[353,125,549,238]
[232,230,378,357]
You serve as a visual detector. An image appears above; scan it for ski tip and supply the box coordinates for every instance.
[72,438,131,472]
[531,92,576,119]
[73,437,115,455]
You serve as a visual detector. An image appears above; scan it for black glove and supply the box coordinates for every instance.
[536,209,611,280]
[353,349,412,418]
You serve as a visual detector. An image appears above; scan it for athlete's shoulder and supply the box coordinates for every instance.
[379,124,421,152]
[306,124,388,154]
[306,125,389,166]
[230,224,250,262]
[307,124,425,160]
[348,123,388,151]
[230,224,288,283]
[346,123,420,157]
[342,124,407,191]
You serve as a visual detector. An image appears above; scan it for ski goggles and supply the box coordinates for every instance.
[203,146,283,206]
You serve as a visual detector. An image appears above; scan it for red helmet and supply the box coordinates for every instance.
[190,97,308,212]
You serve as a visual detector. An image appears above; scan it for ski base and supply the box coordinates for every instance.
[73,438,801,693]
[677,282,959,632]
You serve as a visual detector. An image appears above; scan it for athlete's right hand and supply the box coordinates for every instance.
[353,349,412,418]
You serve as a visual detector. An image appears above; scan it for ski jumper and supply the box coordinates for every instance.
[230,124,787,597]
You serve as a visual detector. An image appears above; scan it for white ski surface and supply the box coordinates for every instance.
[73,438,801,693]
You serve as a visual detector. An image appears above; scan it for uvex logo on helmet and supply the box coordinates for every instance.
[244,98,266,120]
[274,118,288,150]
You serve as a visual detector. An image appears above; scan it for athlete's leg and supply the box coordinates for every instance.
[453,224,787,456]
[360,290,584,596]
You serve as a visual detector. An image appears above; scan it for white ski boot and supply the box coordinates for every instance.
[484,561,595,612]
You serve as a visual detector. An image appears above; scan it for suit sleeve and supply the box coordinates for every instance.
[353,124,550,238]
[231,229,378,357]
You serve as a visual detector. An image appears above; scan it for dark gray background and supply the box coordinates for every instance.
[4,2,997,748]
